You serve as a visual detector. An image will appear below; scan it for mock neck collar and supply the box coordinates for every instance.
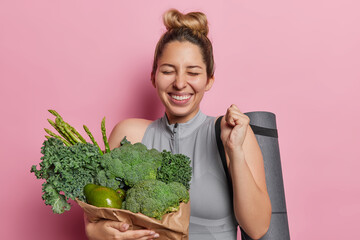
[160,110,208,138]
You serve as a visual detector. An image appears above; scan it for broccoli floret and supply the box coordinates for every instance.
[123,179,189,219]
[96,169,124,190]
[157,150,192,190]
[100,141,162,188]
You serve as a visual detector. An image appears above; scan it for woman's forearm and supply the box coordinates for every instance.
[228,149,272,239]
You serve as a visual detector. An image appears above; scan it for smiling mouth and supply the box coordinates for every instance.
[170,94,191,100]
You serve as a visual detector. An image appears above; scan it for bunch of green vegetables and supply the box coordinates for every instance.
[97,138,192,219]
[31,110,192,219]
[42,109,109,155]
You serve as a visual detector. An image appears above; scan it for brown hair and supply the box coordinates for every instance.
[151,9,214,83]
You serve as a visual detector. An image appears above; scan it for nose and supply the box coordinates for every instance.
[173,72,187,90]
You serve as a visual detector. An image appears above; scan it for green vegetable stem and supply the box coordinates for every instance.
[83,125,103,156]
[54,117,76,144]
[46,110,111,156]
[61,119,82,144]
[44,128,71,146]
[48,109,84,145]
[66,122,87,144]
[101,117,111,153]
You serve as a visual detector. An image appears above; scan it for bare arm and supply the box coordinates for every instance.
[108,118,152,149]
[220,105,271,239]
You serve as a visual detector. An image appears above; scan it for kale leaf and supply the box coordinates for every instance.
[157,150,192,190]
[31,138,103,214]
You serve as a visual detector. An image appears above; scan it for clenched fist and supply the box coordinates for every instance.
[220,104,250,153]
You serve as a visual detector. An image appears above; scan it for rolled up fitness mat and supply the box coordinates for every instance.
[243,111,290,240]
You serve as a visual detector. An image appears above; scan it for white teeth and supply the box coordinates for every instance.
[171,95,191,100]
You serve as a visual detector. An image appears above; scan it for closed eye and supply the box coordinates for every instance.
[162,71,174,75]
[188,72,200,76]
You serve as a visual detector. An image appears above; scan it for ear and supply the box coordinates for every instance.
[151,73,156,88]
[205,76,214,91]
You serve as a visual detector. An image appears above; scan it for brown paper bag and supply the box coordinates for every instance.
[76,199,190,240]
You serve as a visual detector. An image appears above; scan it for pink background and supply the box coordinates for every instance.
[1,0,359,239]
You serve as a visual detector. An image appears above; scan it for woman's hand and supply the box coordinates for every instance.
[220,104,250,153]
[85,218,159,240]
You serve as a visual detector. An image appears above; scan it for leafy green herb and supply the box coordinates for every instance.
[31,138,103,214]
[157,151,192,190]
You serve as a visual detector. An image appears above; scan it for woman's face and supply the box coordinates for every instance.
[153,41,214,124]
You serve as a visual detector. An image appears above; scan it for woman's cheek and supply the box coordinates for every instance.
[191,81,207,92]
[157,75,174,88]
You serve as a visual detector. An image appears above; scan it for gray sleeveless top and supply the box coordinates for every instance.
[142,110,238,240]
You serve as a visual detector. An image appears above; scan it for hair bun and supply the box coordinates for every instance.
[163,9,209,36]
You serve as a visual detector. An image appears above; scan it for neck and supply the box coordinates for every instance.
[165,109,200,124]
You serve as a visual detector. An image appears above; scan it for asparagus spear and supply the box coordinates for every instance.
[48,119,70,142]
[44,128,71,146]
[83,125,103,155]
[65,122,87,144]
[101,117,111,153]
[55,117,76,145]
[60,120,82,144]
[49,109,88,144]
[48,109,62,119]
[49,109,76,144]
[47,109,109,155]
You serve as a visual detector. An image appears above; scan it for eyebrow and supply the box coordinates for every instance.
[187,65,203,69]
[159,64,203,69]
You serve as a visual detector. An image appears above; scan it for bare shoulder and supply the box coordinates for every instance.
[108,118,153,150]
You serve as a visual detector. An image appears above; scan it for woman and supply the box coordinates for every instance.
[85,8,271,240]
